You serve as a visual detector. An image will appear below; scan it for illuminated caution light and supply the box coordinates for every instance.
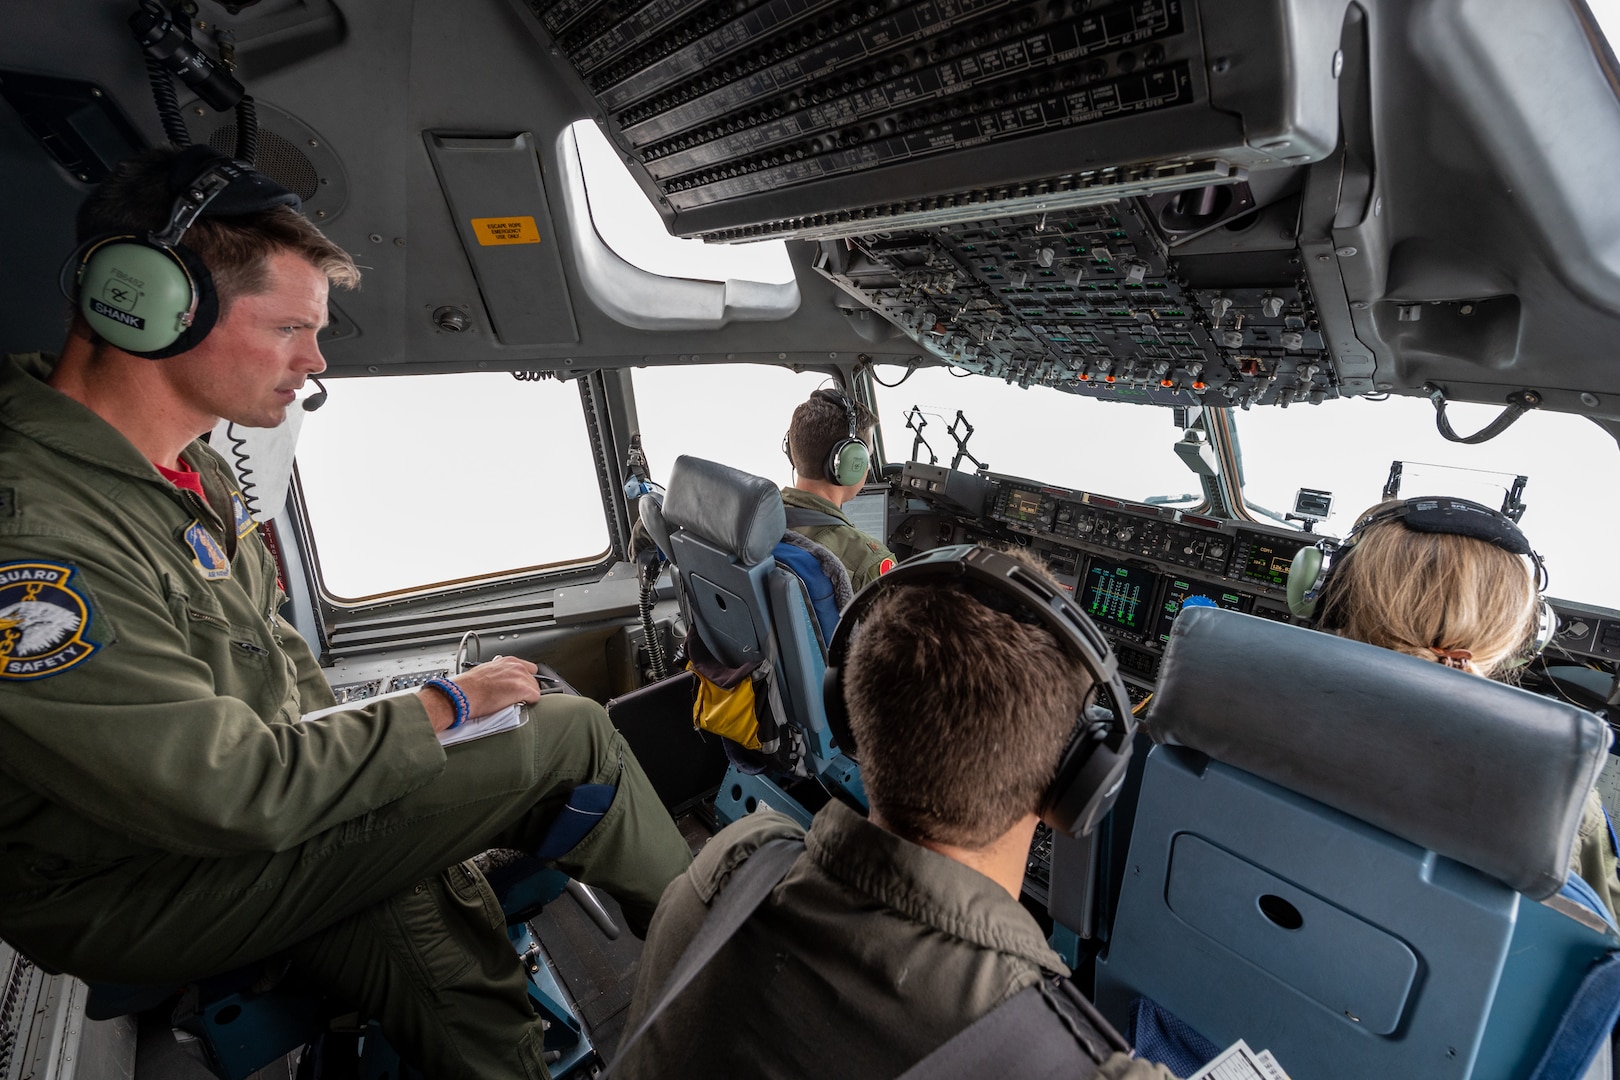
[470,216,541,246]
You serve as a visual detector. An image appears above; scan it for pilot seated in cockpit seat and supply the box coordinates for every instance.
[781,387,897,590]
[0,146,690,1080]
[615,548,1180,1080]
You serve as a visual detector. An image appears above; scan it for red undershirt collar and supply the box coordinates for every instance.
[154,460,206,496]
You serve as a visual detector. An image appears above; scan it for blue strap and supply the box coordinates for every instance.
[1529,950,1620,1080]
[534,783,617,861]
[1604,804,1619,860]
[772,541,840,642]
[1128,996,1221,1075]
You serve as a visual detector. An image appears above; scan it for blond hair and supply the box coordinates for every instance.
[1316,501,1538,679]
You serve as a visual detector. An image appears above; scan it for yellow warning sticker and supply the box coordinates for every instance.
[470,217,541,245]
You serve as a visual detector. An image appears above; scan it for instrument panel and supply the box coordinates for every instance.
[890,460,1319,685]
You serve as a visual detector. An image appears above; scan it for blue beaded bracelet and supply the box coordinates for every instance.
[425,676,470,729]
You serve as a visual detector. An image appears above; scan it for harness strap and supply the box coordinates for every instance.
[603,837,804,1077]
[894,975,1127,1079]
[783,506,846,530]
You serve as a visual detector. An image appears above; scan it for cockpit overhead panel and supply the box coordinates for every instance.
[518,0,1342,241]
[813,201,1333,406]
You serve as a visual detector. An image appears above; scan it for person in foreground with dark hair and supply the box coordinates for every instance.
[0,145,690,1079]
[781,387,897,589]
[614,547,1179,1079]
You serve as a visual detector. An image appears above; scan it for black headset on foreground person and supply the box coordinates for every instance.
[1286,495,1556,660]
[822,544,1137,840]
[59,144,301,360]
[782,387,873,486]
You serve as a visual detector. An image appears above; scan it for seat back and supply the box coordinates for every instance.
[1094,607,1615,1080]
[651,455,845,771]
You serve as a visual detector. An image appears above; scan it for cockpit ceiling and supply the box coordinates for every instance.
[2,0,1620,424]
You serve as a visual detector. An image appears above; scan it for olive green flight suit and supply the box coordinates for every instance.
[780,486,896,591]
[617,802,1179,1079]
[1574,789,1620,923]
[0,353,691,1079]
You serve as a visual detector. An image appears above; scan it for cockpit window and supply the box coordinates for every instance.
[629,364,830,486]
[1584,0,1620,72]
[569,120,794,285]
[295,373,610,600]
[873,367,1200,507]
[1233,395,1620,609]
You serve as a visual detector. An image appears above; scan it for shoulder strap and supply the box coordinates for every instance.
[784,506,846,530]
[896,976,1131,1080]
[604,837,805,1077]
[1528,950,1620,1080]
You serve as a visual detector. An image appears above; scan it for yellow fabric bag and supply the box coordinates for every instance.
[689,662,761,750]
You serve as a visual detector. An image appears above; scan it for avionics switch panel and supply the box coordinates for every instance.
[519,0,1341,239]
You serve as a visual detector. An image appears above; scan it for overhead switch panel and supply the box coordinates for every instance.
[520,0,1340,239]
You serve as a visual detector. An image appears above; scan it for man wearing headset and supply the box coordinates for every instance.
[614,545,1178,1079]
[0,145,690,1079]
[782,388,897,590]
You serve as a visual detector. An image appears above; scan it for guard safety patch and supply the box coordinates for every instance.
[229,491,257,539]
[0,562,101,680]
[184,521,231,580]
[879,558,895,575]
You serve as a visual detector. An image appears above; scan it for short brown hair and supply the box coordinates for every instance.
[76,147,359,312]
[788,389,875,482]
[1317,501,1539,679]
[843,566,1092,848]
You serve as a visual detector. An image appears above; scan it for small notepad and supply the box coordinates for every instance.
[300,687,529,746]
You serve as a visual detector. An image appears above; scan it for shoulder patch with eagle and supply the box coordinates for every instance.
[0,562,101,680]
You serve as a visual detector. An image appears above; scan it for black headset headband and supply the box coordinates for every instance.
[823,544,1136,837]
[1351,496,1533,555]
[816,387,858,436]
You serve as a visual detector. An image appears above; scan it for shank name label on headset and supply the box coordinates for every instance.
[89,299,143,329]
[470,217,541,245]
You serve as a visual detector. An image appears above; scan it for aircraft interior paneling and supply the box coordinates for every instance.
[4,0,1620,1076]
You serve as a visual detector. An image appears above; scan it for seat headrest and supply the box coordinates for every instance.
[663,456,787,565]
[1150,607,1612,899]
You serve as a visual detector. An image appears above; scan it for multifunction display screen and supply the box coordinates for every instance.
[1083,560,1157,633]
[1238,538,1304,588]
[1003,489,1046,523]
[1155,577,1247,644]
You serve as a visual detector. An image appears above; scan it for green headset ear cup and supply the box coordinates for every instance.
[75,238,218,359]
[828,439,870,486]
[1287,545,1324,618]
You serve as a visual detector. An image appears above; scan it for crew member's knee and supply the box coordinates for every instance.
[527,693,623,785]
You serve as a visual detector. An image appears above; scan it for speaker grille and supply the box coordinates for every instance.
[207,125,320,200]
[186,98,348,220]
